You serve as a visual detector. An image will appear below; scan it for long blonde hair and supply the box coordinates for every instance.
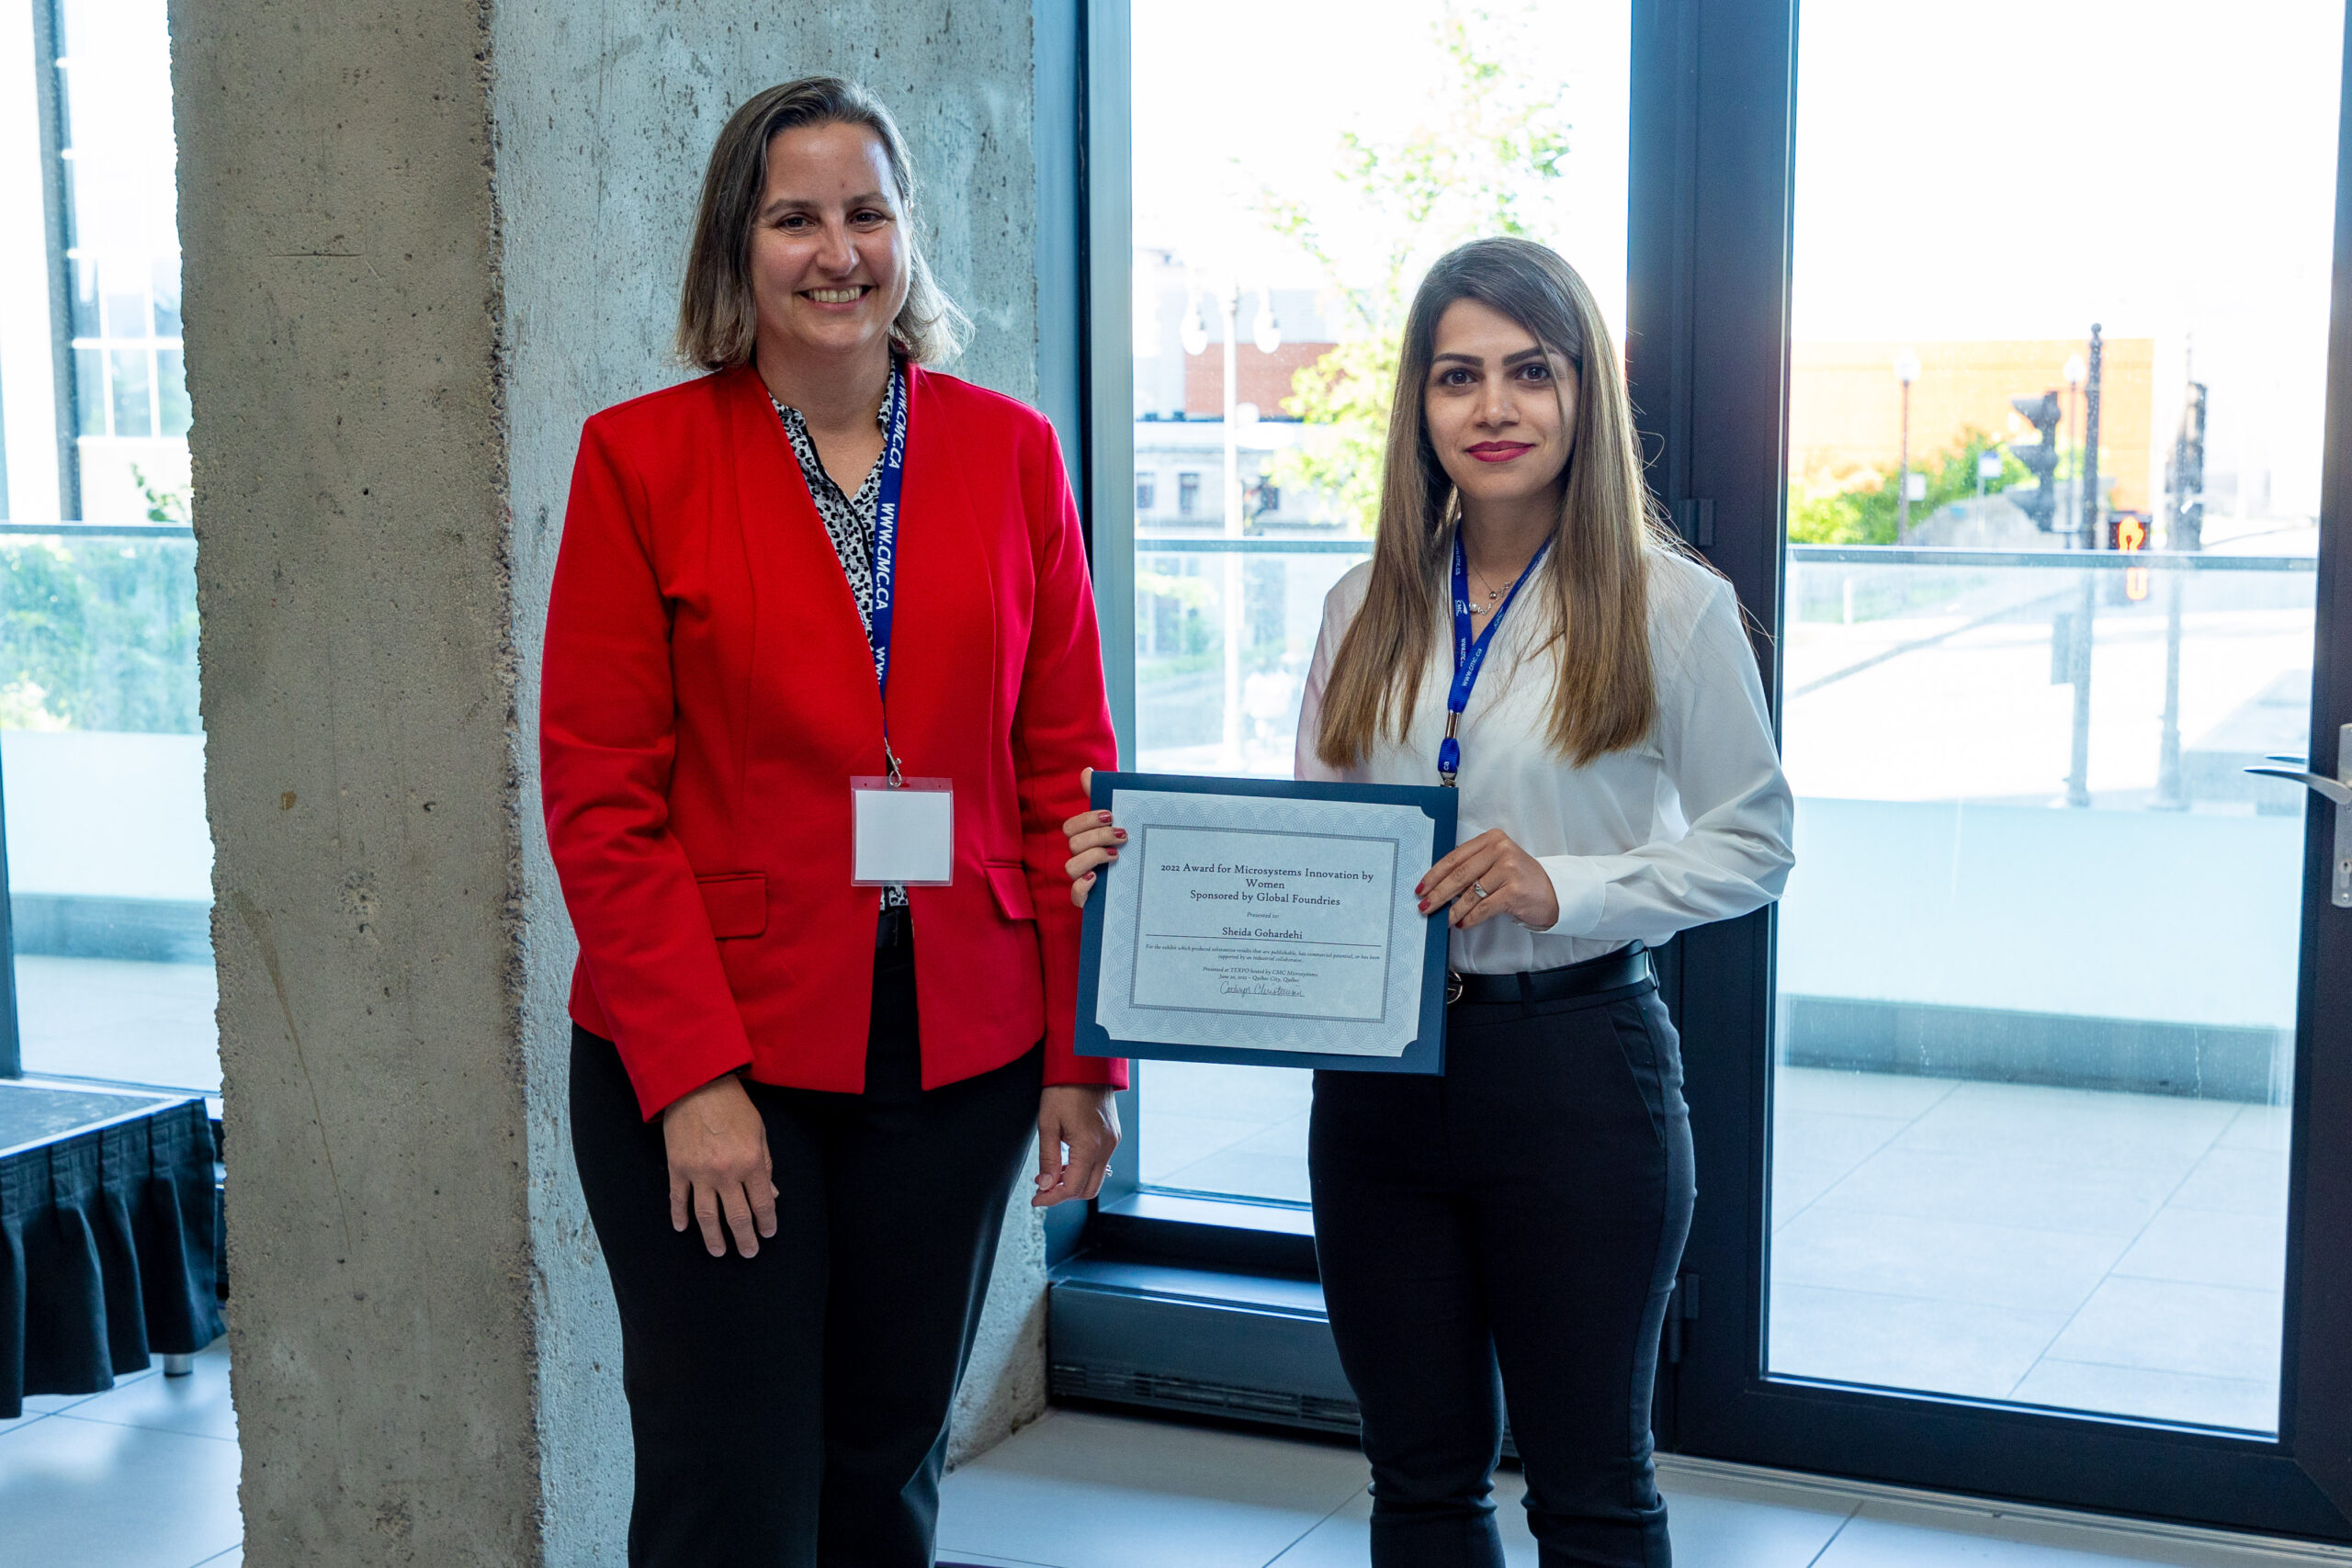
[1316,237,1683,772]
[676,76,972,370]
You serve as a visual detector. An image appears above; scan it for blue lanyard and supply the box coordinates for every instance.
[869,362,911,784]
[1438,530,1551,786]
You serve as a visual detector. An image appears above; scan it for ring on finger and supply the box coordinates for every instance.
[1470,881,1490,900]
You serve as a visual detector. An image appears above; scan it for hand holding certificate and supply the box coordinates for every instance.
[1072,773,1456,1074]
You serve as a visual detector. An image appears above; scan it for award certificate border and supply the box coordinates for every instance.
[1074,772,1457,1075]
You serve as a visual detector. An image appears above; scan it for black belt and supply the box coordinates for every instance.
[876,904,911,950]
[1447,942,1649,1006]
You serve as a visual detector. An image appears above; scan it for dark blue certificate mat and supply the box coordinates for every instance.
[1074,772,1456,1075]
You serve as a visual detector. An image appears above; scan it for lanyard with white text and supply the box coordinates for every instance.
[869,362,911,785]
[1438,529,1552,787]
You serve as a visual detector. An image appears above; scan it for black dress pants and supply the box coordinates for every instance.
[570,934,1043,1567]
[1310,978,1695,1568]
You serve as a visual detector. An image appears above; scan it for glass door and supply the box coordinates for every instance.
[1770,0,2335,1438]
[1651,0,2352,1538]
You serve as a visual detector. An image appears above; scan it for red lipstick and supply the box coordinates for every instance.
[1466,441,1534,463]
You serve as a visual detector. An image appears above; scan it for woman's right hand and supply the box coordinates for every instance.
[1060,766,1127,908]
[661,1074,778,1258]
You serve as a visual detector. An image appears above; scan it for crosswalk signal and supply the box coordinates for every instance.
[2007,392,2063,531]
[2110,508,2153,601]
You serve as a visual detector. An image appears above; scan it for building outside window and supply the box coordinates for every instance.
[0,0,214,1095]
[1135,471,1155,513]
[1175,470,1198,516]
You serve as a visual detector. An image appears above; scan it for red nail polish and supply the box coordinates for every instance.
[1113,829,1127,840]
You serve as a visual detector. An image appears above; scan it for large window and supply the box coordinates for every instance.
[1,0,212,1094]
[1121,0,1631,1203]
[1764,0,2339,1437]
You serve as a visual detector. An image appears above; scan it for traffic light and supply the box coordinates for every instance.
[2007,392,2062,530]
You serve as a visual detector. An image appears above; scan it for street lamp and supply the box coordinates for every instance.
[1894,349,1920,543]
[2063,353,2086,547]
[1182,270,1283,765]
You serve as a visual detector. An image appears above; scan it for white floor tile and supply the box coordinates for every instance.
[1777,1108,1919,1167]
[1821,1496,2329,1567]
[1770,1209,2131,1314]
[937,1410,1370,1568]
[0,1402,241,1568]
[1145,1111,1278,1184]
[1809,1145,2186,1235]
[15,955,221,1094]
[1777,1151,1869,1224]
[2039,1278,2284,1384]
[1659,1467,1859,1568]
[1768,1282,2073,1400]
[1266,1472,1542,1568]
[1775,1067,1963,1120]
[2007,1359,2278,1433]
[1891,1083,2238,1170]
[2166,1148,2292,1215]
[57,1345,236,1441]
[2218,1106,2290,1154]
[2111,1207,2287,1293]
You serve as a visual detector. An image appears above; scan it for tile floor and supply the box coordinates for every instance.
[12,955,222,1095]
[936,1408,2347,1568]
[7,1354,2346,1568]
[0,1339,241,1568]
[1141,1062,2292,1434]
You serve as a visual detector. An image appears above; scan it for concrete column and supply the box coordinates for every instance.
[173,3,1058,1561]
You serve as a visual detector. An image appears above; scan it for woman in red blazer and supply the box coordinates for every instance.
[541,77,1124,1566]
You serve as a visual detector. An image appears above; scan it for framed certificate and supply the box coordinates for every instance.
[1074,772,1457,1075]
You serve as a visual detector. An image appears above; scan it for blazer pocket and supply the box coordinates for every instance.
[984,862,1036,922]
[695,872,768,939]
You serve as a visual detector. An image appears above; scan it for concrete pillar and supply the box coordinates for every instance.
[173,4,1059,1561]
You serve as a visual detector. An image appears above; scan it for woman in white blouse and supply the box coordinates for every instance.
[1068,237,1792,1567]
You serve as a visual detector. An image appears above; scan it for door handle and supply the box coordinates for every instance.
[2243,767,2352,807]
[2245,721,2352,907]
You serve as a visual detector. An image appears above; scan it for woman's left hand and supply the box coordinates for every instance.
[1418,829,1560,931]
[1034,1085,1121,1207]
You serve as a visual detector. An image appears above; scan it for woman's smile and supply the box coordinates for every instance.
[802,285,871,306]
[1466,440,1535,463]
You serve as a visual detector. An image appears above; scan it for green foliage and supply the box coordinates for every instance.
[0,536,200,733]
[1254,4,1571,535]
[130,463,191,525]
[1787,429,2028,547]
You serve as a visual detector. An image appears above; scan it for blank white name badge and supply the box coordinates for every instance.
[851,777,956,886]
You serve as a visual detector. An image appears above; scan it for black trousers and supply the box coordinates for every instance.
[1310,979,1695,1568]
[570,935,1042,1567]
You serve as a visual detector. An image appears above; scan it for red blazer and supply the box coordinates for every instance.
[541,362,1126,1119]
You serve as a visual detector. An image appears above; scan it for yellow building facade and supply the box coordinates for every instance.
[1789,338,2155,513]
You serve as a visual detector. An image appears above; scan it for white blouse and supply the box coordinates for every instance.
[1294,550,1795,976]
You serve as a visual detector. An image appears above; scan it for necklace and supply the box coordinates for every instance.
[1468,558,1526,614]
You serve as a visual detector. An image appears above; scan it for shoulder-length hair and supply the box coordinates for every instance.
[1316,237,1689,773]
[677,76,972,370]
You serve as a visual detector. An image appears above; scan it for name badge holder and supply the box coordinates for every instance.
[852,773,955,886]
[844,365,956,888]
